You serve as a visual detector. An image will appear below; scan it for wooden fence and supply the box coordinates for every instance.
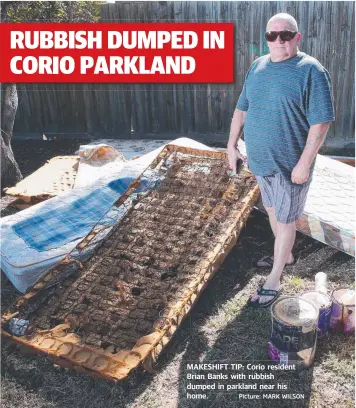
[14,1,355,146]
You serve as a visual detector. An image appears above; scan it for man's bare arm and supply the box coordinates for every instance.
[227,109,247,147]
[291,121,332,184]
[227,109,247,173]
[299,121,332,167]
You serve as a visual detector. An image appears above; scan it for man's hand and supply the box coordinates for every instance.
[291,161,310,184]
[227,143,243,174]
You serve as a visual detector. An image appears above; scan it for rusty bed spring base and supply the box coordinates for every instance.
[2,145,260,381]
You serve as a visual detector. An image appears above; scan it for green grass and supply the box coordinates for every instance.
[284,275,306,291]
[2,211,354,408]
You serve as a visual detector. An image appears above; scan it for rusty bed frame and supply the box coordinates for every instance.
[1,145,260,381]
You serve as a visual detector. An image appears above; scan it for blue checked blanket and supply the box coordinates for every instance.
[12,177,148,252]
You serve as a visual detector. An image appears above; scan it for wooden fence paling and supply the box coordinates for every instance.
[14,1,354,145]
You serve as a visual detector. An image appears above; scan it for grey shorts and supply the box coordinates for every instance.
[255,173,311,224]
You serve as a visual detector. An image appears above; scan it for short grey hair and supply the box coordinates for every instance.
[266,13,299,32]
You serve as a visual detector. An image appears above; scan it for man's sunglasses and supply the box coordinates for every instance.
[265,30,298,42]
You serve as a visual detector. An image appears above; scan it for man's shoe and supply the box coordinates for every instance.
[248,286,283,308]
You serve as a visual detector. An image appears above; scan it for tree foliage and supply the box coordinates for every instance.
[1,1,101,23]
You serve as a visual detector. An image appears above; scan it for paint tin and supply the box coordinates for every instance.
[329,289,355,333]
[300,291,332,337]
[268,296,318,369]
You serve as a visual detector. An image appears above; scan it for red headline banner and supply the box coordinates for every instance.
[0,23,234,83]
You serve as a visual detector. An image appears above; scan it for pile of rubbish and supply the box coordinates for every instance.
[2,144,259,381]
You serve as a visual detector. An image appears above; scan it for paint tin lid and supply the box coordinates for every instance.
[333,289,355,306]
[300,291,332,309]
[272,296,318,326]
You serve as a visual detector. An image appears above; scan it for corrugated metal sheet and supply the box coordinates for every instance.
[14,1,355,146]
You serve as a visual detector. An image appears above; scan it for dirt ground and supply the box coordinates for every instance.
[1,141,355,408]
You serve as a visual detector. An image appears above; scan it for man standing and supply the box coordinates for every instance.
[227,13,335,307]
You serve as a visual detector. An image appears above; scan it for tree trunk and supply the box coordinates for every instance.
[1,83,22,191]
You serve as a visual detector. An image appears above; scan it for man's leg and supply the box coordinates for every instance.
[257,221,296,303]
[250,174,311,306]
[251,220,296,303]
[265,206,278,237]
[265,207,294,264]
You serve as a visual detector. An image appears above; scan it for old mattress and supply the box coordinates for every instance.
[0,139,213,293]
[295,154,355,257]
[3,145,128,207]
[3,156,79,206]
[2,145,259,381]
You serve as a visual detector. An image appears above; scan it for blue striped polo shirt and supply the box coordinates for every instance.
[236,51,335,182]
